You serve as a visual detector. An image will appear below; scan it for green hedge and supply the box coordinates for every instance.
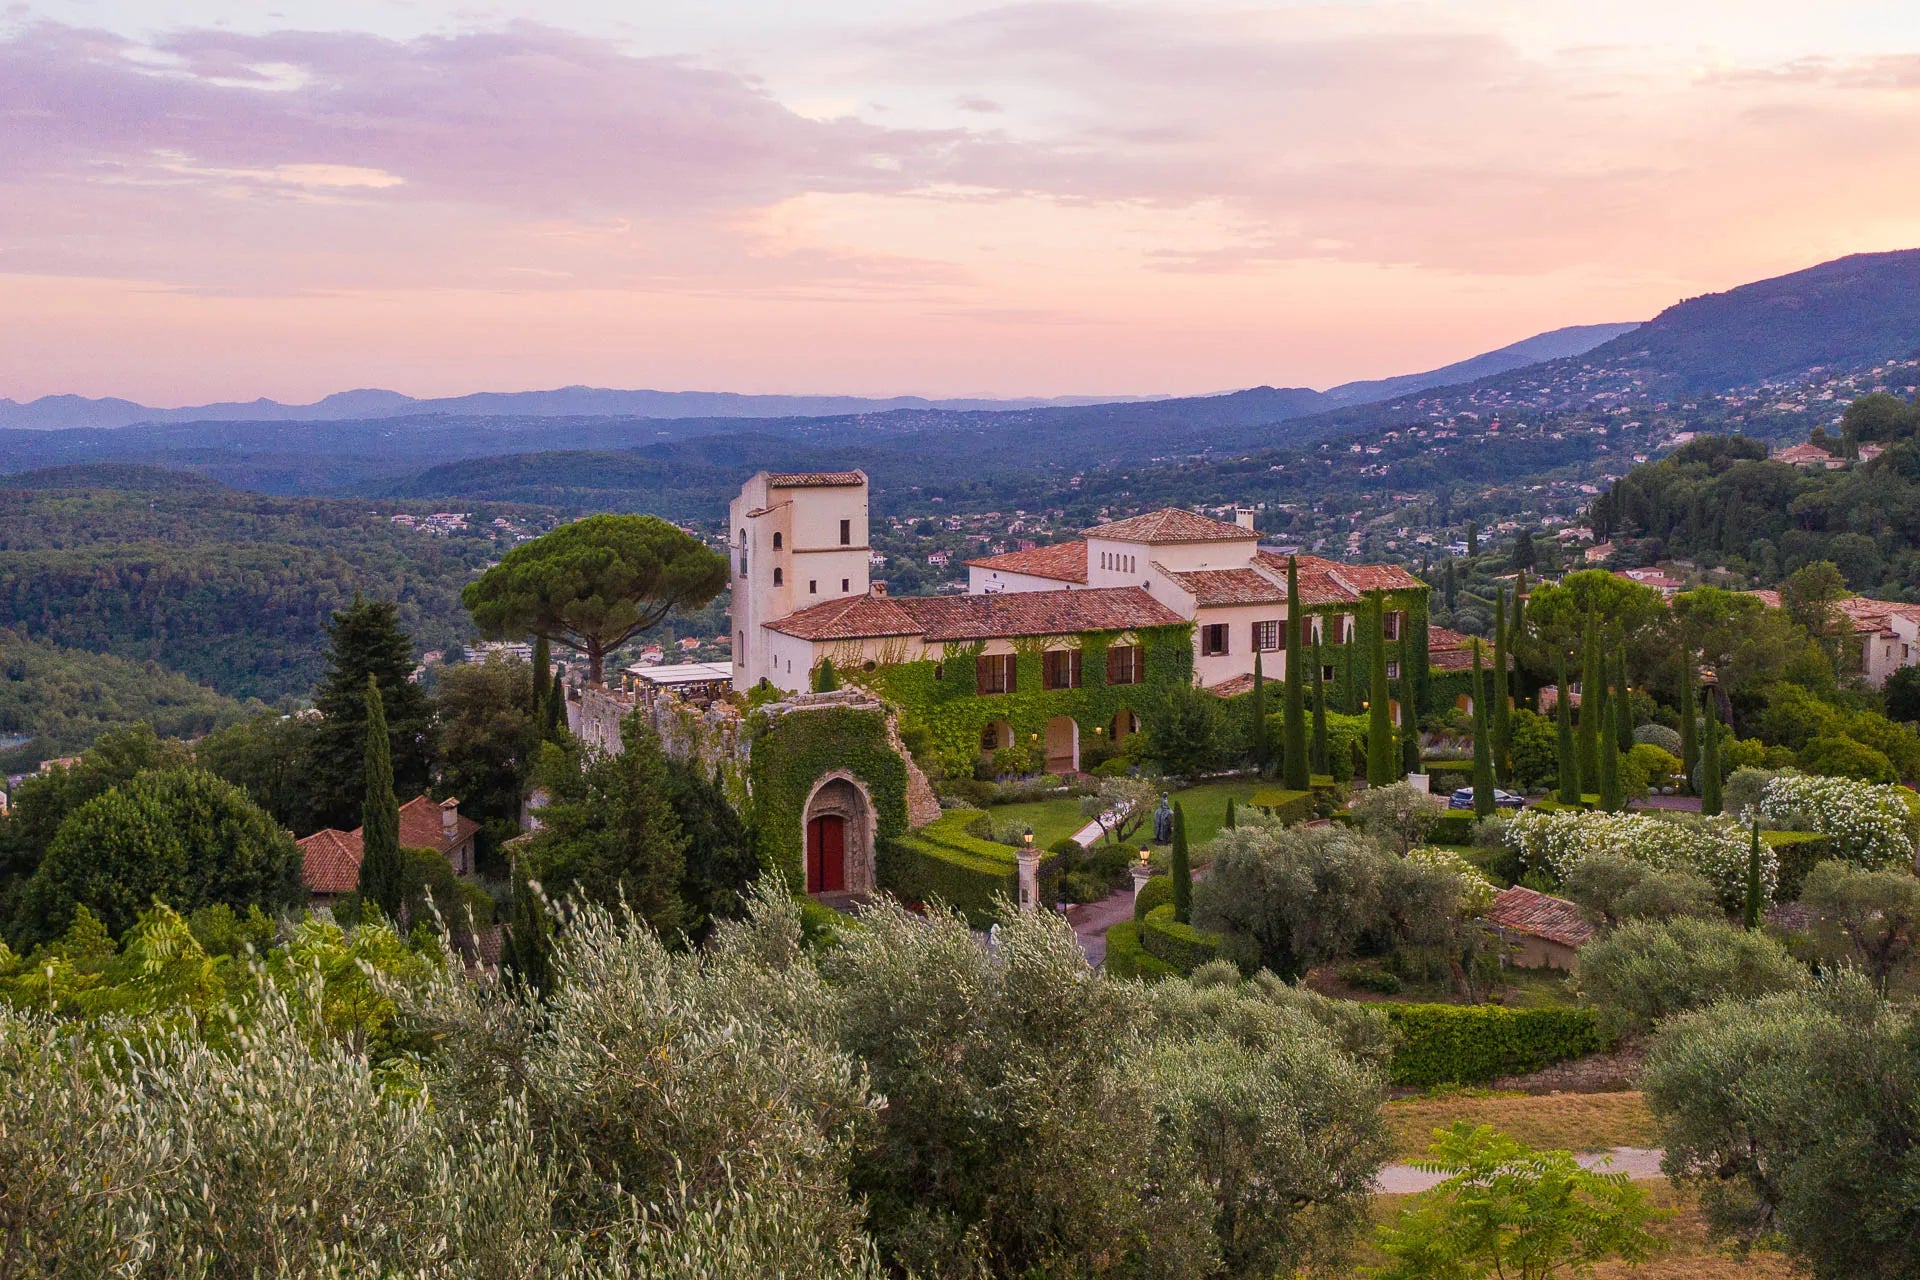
[1763,830,1833,902]
[1424,761,1473,790]
[882,811,1019,927]
[1247,788,1314,825]
[1385,1004,1606,1087]
[1427,813,1478,846]
[1104,920,1177,980]
[1527,796,1599,814]
[1133,874,1173,920]
[1140,903,1223,973]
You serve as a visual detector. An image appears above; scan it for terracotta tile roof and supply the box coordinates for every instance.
[766,471,865,487]
[765,591,924,641]
[767,586,1183,643]
[965,540,1089,584]
[898,587,1182,641]
[298,828,363,895]
[295,795,477,897]
[1084,508,1257,544]
[1168,565,1288,606]
[400,795,481,855]
[1207,673,1257,697]
[1328,561,1425,592]
[1485,885,1595,949]
[1746,589,1920,635]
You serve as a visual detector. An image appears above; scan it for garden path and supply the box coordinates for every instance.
[1373,1146,1665,1194]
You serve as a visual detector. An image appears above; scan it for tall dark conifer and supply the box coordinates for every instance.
[356,675,404,919]
[1576,615,1602,796]
[1282,557,1309,788]
[1556,653,1580,805]
[1701,688,1724,817]
[1399,632,1421,778]
[1510,571,1530,706]
[312,596,433,830]
[1491,589,1512,785]
[1310,637,1330,776]
[1366,603,1397,786]
[1170,803,1192,923]
[1251,652,1271,774]
[530,632,550,724]
[1598,656,1624,814]
[546,671,567,741]
[1470,646,1495,818]
[1614,648,1635,756]
[1678,648,1698,793]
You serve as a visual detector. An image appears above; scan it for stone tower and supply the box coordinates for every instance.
[729,471,870,692]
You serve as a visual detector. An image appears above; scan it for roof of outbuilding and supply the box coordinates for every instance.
[1084,508,1257,544]
[964,540,1090,584]
[1167,566,1288,606]
[767,586,1183,643]
[297,828,363,896]
[1485,885,1595,949]
[766,471,866,487]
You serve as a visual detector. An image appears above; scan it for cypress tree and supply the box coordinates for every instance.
[1366,604,1397,786]
[1701,688,1724,817]
[1251,651,1271,774]
[1576,615,1602,796]
[1282,557,1309,788]
[1443,559,1457,611]
[1343,635,1357,714]
[1556,653,1580,805]
[1677,648,1697,792]
[1742,818,1764,930]
[813,657,839,692]
[530,632,550,723]
[1615,648,1635,756]
[1491,589,1512,785]
[311,596,434,830]
[1399,631,1422,778]
[1511,571,1531,707]
[501,863,554,995]
[1170,802,1192,923]
[356,675,404,919]
[1471,646,1495,818]
[1598,658,1624,814]
[546,670,567,740]
[1224,797,1236,829]
[1310,637,1330,775]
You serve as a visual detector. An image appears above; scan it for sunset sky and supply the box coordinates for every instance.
[7,1,1920,404]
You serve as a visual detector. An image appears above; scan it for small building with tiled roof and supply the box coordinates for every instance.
[1745,588,1920,688]
[296,794,479,903]
[967,540,1090,591]
[1484,885,1594,970]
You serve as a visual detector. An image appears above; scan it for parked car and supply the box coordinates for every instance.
[1447,786,1525,810]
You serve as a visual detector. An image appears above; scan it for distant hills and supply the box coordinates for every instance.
[1314,323,1640,409]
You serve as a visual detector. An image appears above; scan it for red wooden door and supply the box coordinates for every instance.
[806,815,846,893]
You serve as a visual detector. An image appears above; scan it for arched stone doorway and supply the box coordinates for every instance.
[802,773,875,897]
[1044,715,1079,775]
[1455,692,1474,715]
[978,719,1013,762]
[1110,708,1140,744]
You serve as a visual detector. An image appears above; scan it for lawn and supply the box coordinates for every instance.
[1385,1090,1656,1161]
[986,776,1270,858]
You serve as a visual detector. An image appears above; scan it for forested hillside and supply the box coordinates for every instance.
[0,630,252,769]
[1590,392,1920,593]
[0,468,524,701]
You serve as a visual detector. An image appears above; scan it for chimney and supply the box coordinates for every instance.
[440,797,458,837]
[871,581,889,597]
[1235,508,1256,531]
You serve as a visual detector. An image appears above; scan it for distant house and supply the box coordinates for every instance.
[296,795,480,903]
[1747,588,1920,688]
[1584,541,1615,564]
[1484,885,1594,970]
[1772,442,1844,470]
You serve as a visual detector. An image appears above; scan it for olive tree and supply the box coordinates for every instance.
[463,514,729,685]
[1573,916,1806,1035]
[1801,860,1920,993]
[1192,825,1388,979]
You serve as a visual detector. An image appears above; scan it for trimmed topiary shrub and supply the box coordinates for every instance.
[881,812,1019,927]
[1139,902,1223,973]
[1427,813,1478,846]
[1132,873,1174,920]
[1762,830,1832,901]
[1246,788,1314,825]
[1103,920,1177,980]
[1384,1004,1606,1087]
[1633,723,1683,756]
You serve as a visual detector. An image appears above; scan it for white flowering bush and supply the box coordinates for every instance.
[1757,775,1919,870]
[1407,846,1498,914]
[1505,809,1771,912]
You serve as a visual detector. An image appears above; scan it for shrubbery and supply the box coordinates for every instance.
[1140,903,1223,973]
[1573,916,1807,1035]
[1504,809,1775,911]
[1757,775,1918,871]
[1383,1004,1605,1087]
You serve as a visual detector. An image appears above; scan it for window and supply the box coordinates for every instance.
[1322,664,1336,682]
[841,578,849,592]
[1386,661,1400,680]
[809,580,818,594]
[1383,610,1401,641]
[773,567,783,585]
[1200,624,1229,657]
[1042,649,1082,690]
[1252,620,1280,651]
[976,652,1017,694]
[839,519,851,546]
[738,553,747,577]
[1106,645,1144,685]
[773,532,782,549]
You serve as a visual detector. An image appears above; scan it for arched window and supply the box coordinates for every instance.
[773,568,783,585]
[773,532,783,549]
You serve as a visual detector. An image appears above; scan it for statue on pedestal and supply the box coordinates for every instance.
[1153,793,1174,844]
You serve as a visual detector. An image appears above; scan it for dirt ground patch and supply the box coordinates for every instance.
[1385,1089,1658,1161]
